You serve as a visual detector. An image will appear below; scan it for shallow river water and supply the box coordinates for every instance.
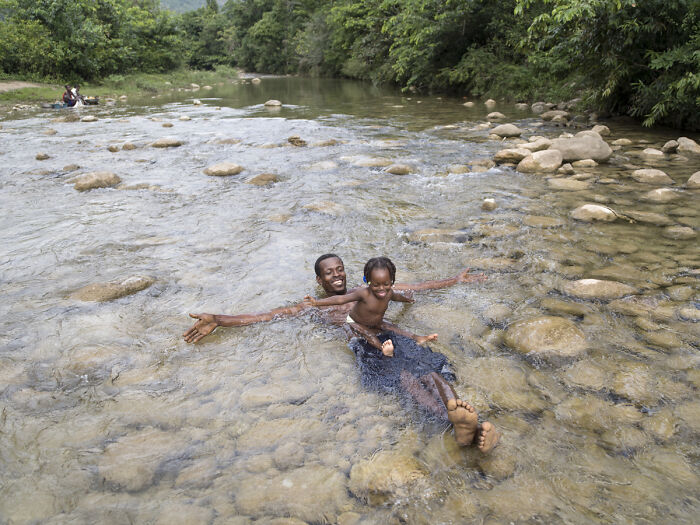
[1,77,699,524]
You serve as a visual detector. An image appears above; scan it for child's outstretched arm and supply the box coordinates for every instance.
[390,290,415,303]
[304,289,364,307]
[393,268,486,292]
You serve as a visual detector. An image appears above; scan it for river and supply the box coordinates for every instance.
[0,76,698,524]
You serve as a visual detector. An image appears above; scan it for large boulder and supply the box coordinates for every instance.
[494,148,531,164]
[491,123,522,138]
[560,279,637,300]
[503,316,587,358]
[686,171,700,189]
[630,169,674,185]
[570,204,617,222]
[71,276,155,302]
[677,137,700,155]
[517,149,563,173]
[204,162,244,176]
[549,131,613,162]
[73,171,121,191]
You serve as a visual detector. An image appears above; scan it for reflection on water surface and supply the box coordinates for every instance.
[0,77,699,524]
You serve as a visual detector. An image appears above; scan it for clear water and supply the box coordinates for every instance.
[0,77,698,524]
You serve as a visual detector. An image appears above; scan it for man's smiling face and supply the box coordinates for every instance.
[316,256,347,296]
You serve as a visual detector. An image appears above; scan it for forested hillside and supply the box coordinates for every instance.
[1,0,697,129]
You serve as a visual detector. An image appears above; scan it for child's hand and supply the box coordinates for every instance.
[381,339,394,357]
[303,295,317,307]
[458,268,487,283]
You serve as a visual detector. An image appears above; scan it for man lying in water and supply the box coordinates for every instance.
[304,256,438,355]
[183,254,499,452]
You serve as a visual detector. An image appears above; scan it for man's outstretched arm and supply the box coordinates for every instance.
[183,302,308,343]
[393,268,486,292]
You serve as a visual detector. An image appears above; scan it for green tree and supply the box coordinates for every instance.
[515,0,700,128]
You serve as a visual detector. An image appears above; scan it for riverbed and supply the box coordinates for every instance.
[0,77,698,524]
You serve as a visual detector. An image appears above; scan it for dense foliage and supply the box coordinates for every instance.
[1,0,697,128]
[0,0,183,81]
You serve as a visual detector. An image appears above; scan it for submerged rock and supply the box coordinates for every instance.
[561,279,637,300]
[349,450,428,502]
[622,210,674,226]
[662,225,697,240]
[630,168,674,185]
[80,115,98,122]
[204,162,244,176]
[486,111,506,121]
[71,276,155,302]
[235,466,350,521]
[98,427,188,492]
[264,99,282,107]
[73,171,121,191]
[570,204,617,222]
[384,164,413,175]
[548,178,590,191]
[503,315,587,357]
[248,173,279,186]
[641,188,681,203]
[151,137,183,148]
[35,153,50,160]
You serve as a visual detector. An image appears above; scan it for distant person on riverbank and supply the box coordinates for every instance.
[183,254,498,451]
[62,85,76,107]
[304,256,437,356]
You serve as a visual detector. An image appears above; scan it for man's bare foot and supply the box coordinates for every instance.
[415,333,438,345]
[475,421,500,453]
[381,339,394,357]
[446,398,478,446]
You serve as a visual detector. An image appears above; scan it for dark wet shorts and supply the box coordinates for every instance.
[348,332,455,394]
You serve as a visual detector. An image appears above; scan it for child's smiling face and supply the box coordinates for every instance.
[368,267,393,299]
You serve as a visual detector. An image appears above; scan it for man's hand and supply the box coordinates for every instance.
[183,313,218,343]
[457,268,487,283]
[303,295,318,307]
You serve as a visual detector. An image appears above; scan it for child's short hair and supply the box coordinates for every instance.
[314,253,342,276]
[364,257,396,284]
